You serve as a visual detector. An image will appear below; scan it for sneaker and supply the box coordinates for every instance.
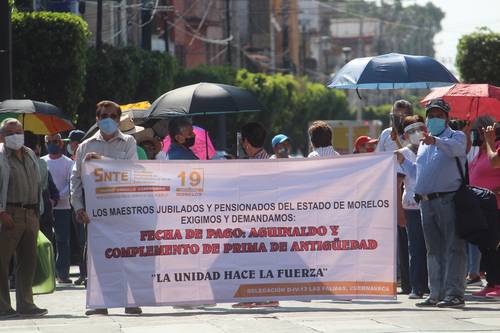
[85,308,108,315]
[56,277,73,285]
[0,308,18,319]
[415,297,439,307]
[74,277,86,286]
[472,285,497,298]
[437,296,465,308]
[124,307,142,315]
[408,292,424,299]
[466,276,482,286]
[18,307,48,317]
[486,287,500,298]
[253,301,280,308]
[232,302,256,309]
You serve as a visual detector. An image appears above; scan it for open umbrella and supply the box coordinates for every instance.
[0,99,74,135]
[146,82,264,118]
[328,53,458,90]
[162,126,216,160]
[147,83,264,159]
[419,84,500,120]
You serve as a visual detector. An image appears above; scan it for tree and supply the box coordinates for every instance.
[12,12,89,118]
[456,28,500,86]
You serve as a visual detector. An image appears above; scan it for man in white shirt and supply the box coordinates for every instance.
[42,133,74,285]
[70,100,140,316]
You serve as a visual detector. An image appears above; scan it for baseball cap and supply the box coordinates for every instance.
[66,130,85,143]
[271,134,289,148]
[425,98,450,114]
[354,136,371,152]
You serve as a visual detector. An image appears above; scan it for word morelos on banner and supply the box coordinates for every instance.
[82,154,396,308]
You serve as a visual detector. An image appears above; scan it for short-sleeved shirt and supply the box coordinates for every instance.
[6,147,39,205]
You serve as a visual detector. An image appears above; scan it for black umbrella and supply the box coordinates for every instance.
[146,83,264,159]
[146,82,264,118]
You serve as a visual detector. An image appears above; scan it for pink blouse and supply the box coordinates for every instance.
[470,141,500,208]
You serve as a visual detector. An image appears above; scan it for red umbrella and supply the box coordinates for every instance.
[420,84,500,120]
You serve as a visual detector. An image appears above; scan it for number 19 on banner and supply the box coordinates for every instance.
[176,168,204,195]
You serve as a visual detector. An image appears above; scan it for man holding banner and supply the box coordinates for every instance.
[70,100,141,316]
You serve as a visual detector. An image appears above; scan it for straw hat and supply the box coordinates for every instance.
[119,114,144,135]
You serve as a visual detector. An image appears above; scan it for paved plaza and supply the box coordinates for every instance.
[2,281,500,333]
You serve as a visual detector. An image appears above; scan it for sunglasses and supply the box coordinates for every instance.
[47,140,61,145]
[99,113,119,120]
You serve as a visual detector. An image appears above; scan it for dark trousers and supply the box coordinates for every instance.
[405,209,428,294]
[479,211,500,286]
[73,215,87,278]
[53,209,72,280]
[398,225,411,293]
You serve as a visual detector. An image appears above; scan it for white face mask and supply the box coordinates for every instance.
[408,130,424,146]
[4,134,25,150]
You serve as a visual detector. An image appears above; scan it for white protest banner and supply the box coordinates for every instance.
[82,154,396,308]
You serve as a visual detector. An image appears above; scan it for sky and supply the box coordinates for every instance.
[370,0,500,76]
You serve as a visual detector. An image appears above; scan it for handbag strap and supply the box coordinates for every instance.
[455,157,469,185]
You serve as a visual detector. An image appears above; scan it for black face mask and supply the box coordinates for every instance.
[184,136,196,148]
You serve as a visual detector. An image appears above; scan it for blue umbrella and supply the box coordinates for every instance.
[328,53,458,90]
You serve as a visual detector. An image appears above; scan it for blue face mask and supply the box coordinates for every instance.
[98,118,118,135]
[426,118,446,136]
[47,143,61,154]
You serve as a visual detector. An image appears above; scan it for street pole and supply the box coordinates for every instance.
[270,13,276,73]
[120,0,127,46]
[225,0,231,65]
[96,0,103,50]
[0,0,13,100]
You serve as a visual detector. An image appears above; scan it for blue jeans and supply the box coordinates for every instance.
[405,209,428,295]
[53,209,72,280]
[420,193,466,300]
[467,243,481,275]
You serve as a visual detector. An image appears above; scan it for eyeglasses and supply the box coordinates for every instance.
[99,113,119,120]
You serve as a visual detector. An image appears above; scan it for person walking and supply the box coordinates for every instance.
[397,98,467,308]
[0,118,47,319]
[70,101,141,316]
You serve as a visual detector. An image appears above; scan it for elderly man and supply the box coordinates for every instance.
[70,100,141,316]
[397,98,467,308]
[42,133,74,284]
[0,119,46,319]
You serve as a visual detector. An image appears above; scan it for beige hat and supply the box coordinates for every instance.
[119,114,144,135]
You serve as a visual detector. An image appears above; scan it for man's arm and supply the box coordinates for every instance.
[433,130,466,158]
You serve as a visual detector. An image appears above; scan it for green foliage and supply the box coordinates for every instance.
[175,65,236,87]
[456,28,500,85]
[11,11,89,119]
[231,70,349,153]
[77,45,176,129]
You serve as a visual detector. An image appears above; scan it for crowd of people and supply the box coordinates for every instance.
[0,98,499,318]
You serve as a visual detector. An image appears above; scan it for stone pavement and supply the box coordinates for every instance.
[2,283,500,333]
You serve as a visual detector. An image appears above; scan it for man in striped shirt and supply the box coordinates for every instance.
[240,122,269,159]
